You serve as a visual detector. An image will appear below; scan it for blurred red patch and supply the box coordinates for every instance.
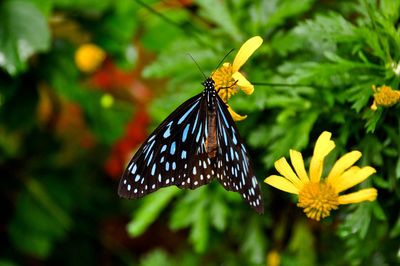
[105,109,151,178]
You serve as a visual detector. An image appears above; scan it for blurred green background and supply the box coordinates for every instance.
[1,0,400,265]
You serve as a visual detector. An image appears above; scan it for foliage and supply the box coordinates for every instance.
[1,0,399,265]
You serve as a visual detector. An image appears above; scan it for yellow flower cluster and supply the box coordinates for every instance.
[370,85,400,110]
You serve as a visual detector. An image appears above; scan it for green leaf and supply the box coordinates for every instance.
[257,111,318,168]
[209,194,228,231]
[170,191,201,230]
[97,1,138,58]
[364,108,382,133]
[0,260,18,266]
[197,0,242,42]
[189,201,209,253]
[240,217,266,265]
[8,181,71,258]
[371,202,386,221]
[340,203,373,239]
[265,0,315,28]
[52,0,112,11]
[288,221,316,266]
[380,0,400,22]
[0,0,50,75]
[127,187,180,236]
[139,7,188,52]
[140,250,174,266]
[28,0,53,16]
[389,213,400,238]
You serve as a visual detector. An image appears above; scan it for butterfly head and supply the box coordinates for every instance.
[202,78,215,91]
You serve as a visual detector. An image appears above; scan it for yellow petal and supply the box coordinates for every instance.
[326,151,362,183]
[232,36,263,72]
[370,100,378,111]
[289,149,309,183]
[309,131,335,182]
[227,104,247,121]
[335,166,376,193]
[338,188,377,204]
[274,157,304,190]
[328,165,359,188]
[264,175,299,194]
[232,72,254,95]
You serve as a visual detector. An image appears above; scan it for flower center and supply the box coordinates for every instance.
[297,181,339,221]
[212,64,239,102]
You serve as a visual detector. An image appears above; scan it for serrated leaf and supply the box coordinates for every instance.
[341,203,373,239]
[261,111,318,168]
[0,0,50,75]
[364,109,382,133]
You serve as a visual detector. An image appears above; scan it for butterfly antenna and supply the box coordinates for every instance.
[215,48,234,70]
[187,53,207,80]
[252,82,310,87]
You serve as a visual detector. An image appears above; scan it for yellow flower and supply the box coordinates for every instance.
[75,43,106,73]
[212,36,263,121]
[267,250,280,266]
[264,131,378,221]
[370,85,400,111]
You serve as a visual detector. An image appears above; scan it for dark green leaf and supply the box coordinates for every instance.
[0,0,50,75]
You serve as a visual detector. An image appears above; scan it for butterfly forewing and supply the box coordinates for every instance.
[119,93,205,198]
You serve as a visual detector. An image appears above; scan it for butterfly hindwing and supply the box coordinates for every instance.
[215,96,264,213]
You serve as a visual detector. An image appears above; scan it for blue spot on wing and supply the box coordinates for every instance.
[163,121,173,138]
[161,145,167,153]
[182,124,190,142]
[181,150,187,159]
[192,111,199,134]
[178,100,199,124]
[217,103,230,128]
[170,141,176,155]
[196,123,202,142]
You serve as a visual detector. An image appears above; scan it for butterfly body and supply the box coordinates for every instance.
[119,78,264,213]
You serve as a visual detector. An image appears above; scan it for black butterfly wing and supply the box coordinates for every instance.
[118,92,212,199]
[175,107,215,189]
[214,96,264,214]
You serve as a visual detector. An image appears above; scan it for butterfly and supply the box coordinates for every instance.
[118,77,264,214]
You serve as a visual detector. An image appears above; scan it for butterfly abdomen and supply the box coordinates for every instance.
[202,78,218,159]
[205,112,217,158]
